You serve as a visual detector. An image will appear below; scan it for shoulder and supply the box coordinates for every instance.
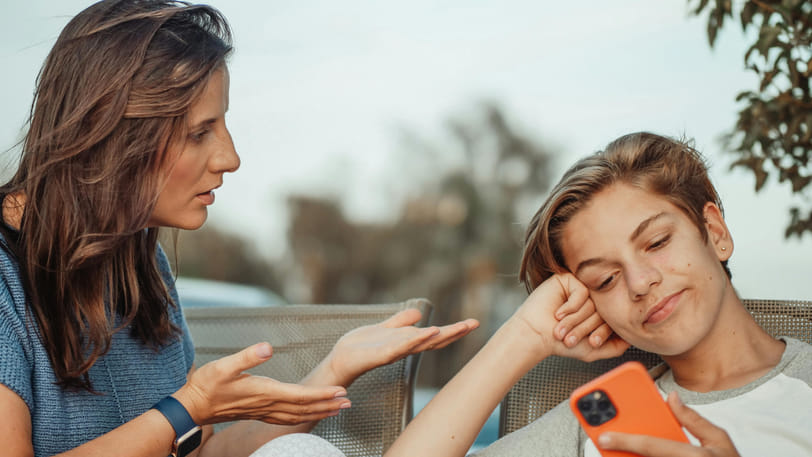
[472,401,583,457]
[0,232,29,326]
[779,337,812,386]
[0,233,37,409]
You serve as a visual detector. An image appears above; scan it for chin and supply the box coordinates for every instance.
[168,213,208,230]
[640,334,705,357]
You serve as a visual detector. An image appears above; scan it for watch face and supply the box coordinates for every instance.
[176,427,202,457]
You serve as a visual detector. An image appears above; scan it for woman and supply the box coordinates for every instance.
[384,132,812,456]
[0,2,477,456]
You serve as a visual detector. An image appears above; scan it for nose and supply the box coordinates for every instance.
[625,258,662,301]
[211,127,240,174]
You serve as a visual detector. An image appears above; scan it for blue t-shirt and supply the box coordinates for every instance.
[0,238,195,457]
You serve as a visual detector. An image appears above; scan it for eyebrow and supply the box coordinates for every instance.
[572,211,668,275]
[189,118,217,131]
[628,211,667,242]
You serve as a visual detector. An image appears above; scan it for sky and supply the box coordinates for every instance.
[1,0,809,300]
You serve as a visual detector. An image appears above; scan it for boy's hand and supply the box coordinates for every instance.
[598,392,741,457]
[552,290,616,350]
[512,273,629,363]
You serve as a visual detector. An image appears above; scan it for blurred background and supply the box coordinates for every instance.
[2,1,810,396]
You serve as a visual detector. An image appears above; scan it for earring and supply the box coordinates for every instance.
[721,247,727,251]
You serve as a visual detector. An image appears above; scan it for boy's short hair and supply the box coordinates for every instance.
[519,132,730,292]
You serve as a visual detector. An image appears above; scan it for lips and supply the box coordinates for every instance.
[196,190,215,205]
[196,183,220,205]
[644,290,684,325]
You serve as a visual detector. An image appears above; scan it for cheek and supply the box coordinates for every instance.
[163,157,199,191]
[593,297,625,329]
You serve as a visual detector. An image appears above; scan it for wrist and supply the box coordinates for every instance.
[500,316,554,363]
[152,395,203,457]
[171,385,204,425]
[323,350,356,387]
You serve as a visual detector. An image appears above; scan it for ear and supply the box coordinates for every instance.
[702,202,732,261]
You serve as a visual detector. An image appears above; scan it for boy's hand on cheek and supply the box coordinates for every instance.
[514,273,629,362]
[553,294,612,349]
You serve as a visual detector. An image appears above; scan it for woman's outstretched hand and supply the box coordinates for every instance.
[324,308,480,386]
[597,392,741,457]
[176,343,351,426]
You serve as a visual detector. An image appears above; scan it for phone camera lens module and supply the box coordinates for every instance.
[586,413,603,426]
[577,390,617,426]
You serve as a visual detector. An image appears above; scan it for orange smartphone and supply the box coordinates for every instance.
[569,361,689,456]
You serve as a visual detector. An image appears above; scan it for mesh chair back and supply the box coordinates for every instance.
[498,298,812,437]
[185,298,432,457]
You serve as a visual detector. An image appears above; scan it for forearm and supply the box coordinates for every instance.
[385,318,551,457]
[198,420,313,457]
[49,409,177,457]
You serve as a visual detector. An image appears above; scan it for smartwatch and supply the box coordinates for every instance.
[151,396,203,457]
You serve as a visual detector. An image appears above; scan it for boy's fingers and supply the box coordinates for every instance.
[589,323,614,348]
[555,297,597,340]
[561,311,604,347]
[667,392,734,446]
[584,337,630,361]
[554,280,589,319]
[598,432,694,457]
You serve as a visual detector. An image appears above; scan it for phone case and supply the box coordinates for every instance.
[569,361,689,457]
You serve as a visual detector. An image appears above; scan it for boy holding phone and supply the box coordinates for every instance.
[383,132,812,457]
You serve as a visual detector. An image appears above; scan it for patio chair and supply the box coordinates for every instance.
[184,298,432,457]
[498,298,812,437]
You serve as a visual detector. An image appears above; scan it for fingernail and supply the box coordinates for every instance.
[334,390,347,398]
[557,326,568,339]
[255,343,272,359]
[340,402,352,409]
[566,335,577,346]
[598,433,611,447]
[592,335,602,346]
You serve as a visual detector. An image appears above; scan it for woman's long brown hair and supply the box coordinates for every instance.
[0,0,232,390]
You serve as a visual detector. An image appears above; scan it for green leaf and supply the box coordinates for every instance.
[755,25,783,57]
[692,0,711,15]
[790,174,812,192]
[782,0,803,10]
[773,3,794,22]
[740,2,758,30]
[784,207,812,239]
[730,156,769,191]
[708,19,719,47]
[759,69,779,91]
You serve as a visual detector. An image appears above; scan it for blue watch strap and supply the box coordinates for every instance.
[152,396,198,438]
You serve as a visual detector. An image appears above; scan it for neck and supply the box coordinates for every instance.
[662,291,785,392]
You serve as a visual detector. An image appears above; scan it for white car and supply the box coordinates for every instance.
[175,277,287,308]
